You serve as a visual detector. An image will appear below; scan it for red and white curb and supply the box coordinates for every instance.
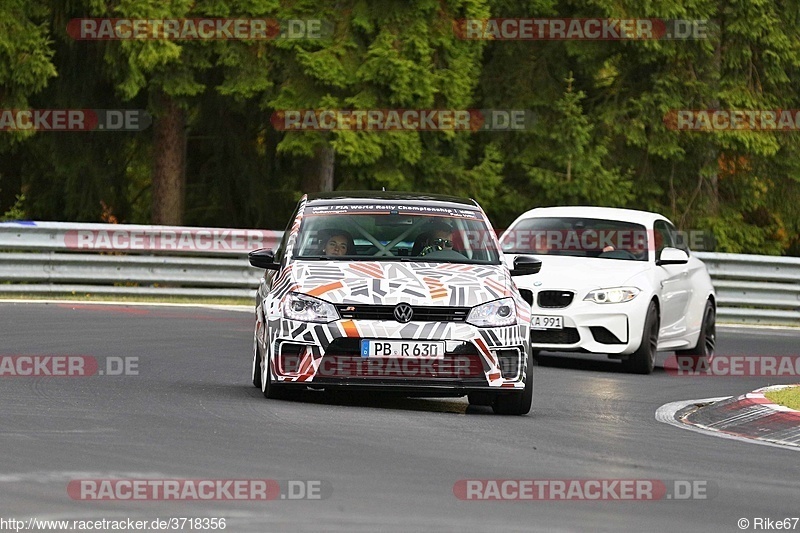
[744,384,800,415]
[656,386,800,451]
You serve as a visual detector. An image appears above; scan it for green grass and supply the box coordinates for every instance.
[0,293,251,306]
[765,386,800,411]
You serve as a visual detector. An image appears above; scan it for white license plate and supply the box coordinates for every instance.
[360,340,445,359]
[531,315,563,329]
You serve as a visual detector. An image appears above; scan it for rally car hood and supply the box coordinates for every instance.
[507,254,650,291]
[288,260,513,307]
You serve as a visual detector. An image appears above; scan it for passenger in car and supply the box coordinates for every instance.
[320,230,355,256]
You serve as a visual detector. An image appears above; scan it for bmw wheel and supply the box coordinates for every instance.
[623,301,658,374]
[675,300,716,371]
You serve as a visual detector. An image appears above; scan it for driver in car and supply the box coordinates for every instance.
[412,221,451,256]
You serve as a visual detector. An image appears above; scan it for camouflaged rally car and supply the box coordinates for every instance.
[248,192,541,415]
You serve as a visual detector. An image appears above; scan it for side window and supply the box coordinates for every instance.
[259,212,293,291]
[653,221,673,261]
[667,222,690,254]
[275,206,300,263]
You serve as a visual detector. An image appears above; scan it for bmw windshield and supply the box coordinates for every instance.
[502,217,650,261]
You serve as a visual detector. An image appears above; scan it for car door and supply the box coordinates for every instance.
[654,220,693,339]
[669,221,709,336]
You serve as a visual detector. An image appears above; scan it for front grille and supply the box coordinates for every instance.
[317,355,485,379]
[318,338,484,379]
[530,327,580,345]
[537,290,575,308]
[325,337,480,357]
[589,327,624,344]
[325,337,362,355]
[335,304,469,322]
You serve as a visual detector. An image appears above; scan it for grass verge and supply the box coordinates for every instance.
[764,386,800,411]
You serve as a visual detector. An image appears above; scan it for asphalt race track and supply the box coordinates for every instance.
[1,301,799,532]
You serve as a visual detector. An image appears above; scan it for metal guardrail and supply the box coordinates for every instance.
[694,252,800,326]
[0,221,281,256]
[0,221,274,299]
[0,222,797,325]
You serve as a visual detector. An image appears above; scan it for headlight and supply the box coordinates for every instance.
[282,292,339,323]
[583,287,640,304]
[467,297,516,327]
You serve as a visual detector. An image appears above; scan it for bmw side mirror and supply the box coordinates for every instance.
[248,248,280,270]
[510,255,542,276]
[656,247,689,266]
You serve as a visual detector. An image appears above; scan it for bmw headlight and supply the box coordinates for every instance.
[583,287,640,304]
[283,292,340,323]
[467,297,516,327]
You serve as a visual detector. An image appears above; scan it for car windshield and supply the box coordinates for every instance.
[293,203,501,264]
[501,217,649,261]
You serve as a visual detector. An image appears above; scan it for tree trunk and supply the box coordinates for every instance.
[708,160,719,216]
[301,143,335,192]
[707,36,722,217]
[669,161,677,220]
[151,90,186,225]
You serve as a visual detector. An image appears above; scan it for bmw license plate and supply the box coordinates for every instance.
[361,340,445,359]
[530,315,563,330]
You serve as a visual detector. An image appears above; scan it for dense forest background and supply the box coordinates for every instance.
[1,0,799,255]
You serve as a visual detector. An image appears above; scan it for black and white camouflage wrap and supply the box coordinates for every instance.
[255,195,531,390]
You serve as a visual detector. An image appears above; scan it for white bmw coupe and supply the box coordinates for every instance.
[500,206,716,374]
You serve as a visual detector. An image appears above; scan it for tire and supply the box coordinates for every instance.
[622,302,658,374]
[260,332,289,400]
[675,300,716,371]
[251,320,262,388]
[492,350,533,415]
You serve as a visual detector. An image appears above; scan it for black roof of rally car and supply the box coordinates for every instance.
[305,191,480,209]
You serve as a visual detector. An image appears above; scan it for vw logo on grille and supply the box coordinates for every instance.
[393,303,414,323]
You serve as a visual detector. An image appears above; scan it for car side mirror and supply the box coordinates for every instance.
[510,255,542,276]
[249,248,280,270]
[656,247,689,266]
